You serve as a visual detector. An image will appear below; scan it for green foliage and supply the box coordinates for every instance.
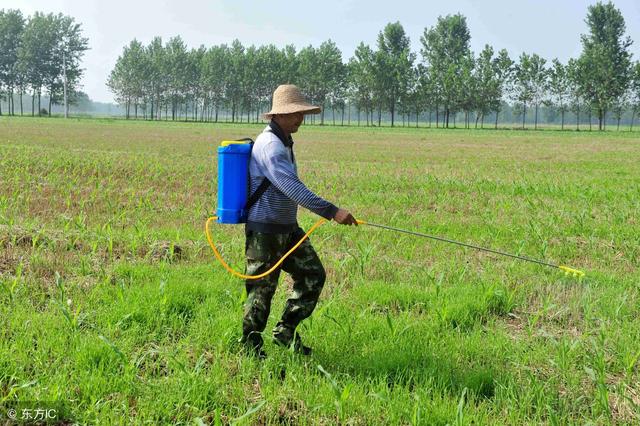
[577,1,634,130]
[420,13,472,127]
[9,11,88,116]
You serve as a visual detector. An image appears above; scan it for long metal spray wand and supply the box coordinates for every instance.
[357,220,585,278]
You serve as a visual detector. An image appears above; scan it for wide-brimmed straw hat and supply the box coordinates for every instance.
[263,84,321,119]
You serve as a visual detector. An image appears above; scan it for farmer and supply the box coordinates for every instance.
[241,84,357,358]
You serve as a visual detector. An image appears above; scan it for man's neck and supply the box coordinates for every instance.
[272,119,290,138]
[269,120,293,146]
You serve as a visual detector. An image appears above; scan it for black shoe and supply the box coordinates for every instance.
[240,335,267,360]
[273,332,312,356]
[242,343,267,360]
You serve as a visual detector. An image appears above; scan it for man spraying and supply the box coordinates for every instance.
[241,84,357,358]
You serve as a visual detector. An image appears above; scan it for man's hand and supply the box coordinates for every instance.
[333,208,358,226]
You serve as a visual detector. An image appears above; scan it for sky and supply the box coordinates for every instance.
[4,0,640,103]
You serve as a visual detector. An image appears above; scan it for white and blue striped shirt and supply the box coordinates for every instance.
[246,123,338,233]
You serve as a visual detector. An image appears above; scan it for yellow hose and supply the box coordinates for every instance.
[205,216,327,280]
[205,216,584,280]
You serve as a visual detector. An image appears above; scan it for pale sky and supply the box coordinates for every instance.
[4,0,640,103]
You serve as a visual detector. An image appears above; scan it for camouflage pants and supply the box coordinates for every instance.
[242,227,326,350]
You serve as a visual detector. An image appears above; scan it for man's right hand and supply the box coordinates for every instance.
[333,208,358,226]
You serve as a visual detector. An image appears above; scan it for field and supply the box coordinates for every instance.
[1,117,639,424]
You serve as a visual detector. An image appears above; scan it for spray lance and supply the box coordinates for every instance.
[205,139,585,280]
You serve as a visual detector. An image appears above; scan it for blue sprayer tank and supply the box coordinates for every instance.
[216,140,253,224]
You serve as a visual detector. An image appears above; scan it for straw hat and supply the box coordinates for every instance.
[263,84,321,118]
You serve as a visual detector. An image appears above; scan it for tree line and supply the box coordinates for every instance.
[106,2,640,130]
[2,4,639,129]
[0,9,88,116]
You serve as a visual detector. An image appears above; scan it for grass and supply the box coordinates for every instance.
[1,116,639,424]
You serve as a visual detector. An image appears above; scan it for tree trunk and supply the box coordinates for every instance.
[495,108,500,129]
[522,102,526,129]
[561,109,565,130]
[598,108,603,131]
[20,91,23,115]
[391,104,395,127]
[534,103,539,130]
[630,111,635,131]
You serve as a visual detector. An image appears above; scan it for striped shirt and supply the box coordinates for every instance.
[246,121,338,233]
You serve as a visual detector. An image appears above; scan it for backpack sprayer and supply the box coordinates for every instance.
[205,139,585,280]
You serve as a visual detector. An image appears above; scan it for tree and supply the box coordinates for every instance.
[629,62,640,131]
[145,37,166,120]
[513,53,546,129]
[0,9,25,115]
[347,43,375,126]
[15,12,87,117]
[281,44,299,85]
[375,22,415,127]
[18,12,57,116]
[107,39,146,118]
[240,45,259,123]
[421,14,472,128]
[254,45,285,121]
[548,59,570,130]
[201,44,228,122]
[50,13,88,117]
[226,39,245,122]
[578,1,633,130]
[459,52,476,128]
[492,49,514,129]
[566,58,584,130]
[165,36,190,120]
[528,54,548,130]
[314,40,344,124]
[473,45,493,128]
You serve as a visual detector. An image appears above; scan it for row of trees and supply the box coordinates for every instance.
[107,2,640,130]
[0,9,88,116]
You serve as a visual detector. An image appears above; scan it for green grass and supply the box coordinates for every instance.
[1,116,639,424]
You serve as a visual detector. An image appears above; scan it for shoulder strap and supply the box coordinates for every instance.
[243,135,271,210]
[245,178,271,210]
